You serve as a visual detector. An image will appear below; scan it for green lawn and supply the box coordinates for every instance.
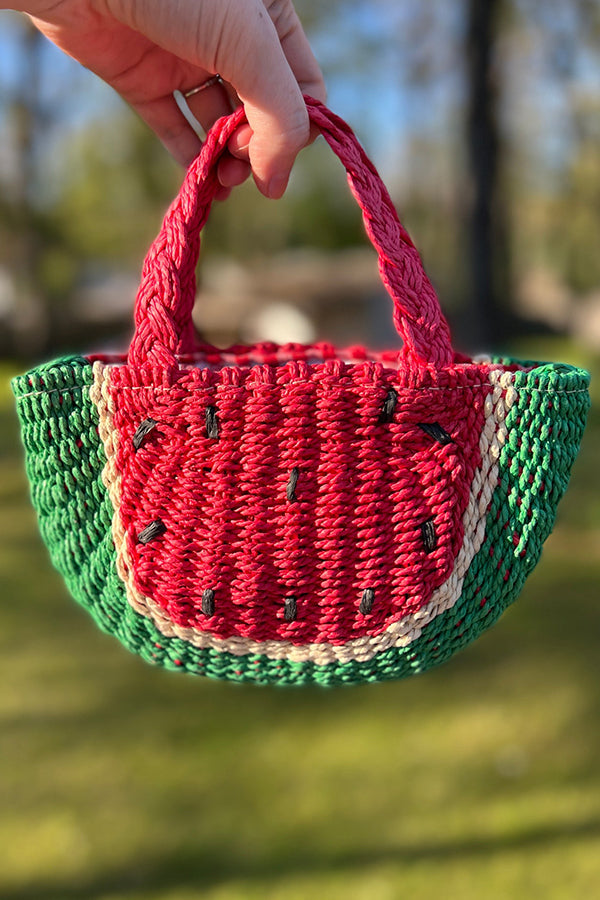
[1,345,599,900]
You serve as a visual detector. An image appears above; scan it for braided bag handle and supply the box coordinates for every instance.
[128,97,454,370]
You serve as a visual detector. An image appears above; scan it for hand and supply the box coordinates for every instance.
[9,0,326,198]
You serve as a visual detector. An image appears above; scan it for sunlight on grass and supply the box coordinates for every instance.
[1,349,598,900]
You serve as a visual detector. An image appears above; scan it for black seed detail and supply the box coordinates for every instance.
[378,388,398,423]
[286,467,300,502]
[417,422,453,445]
[202,589,215,616]
[205,405,219,440]
[137,519,166,544]
[132,418,158,451]
[359,588,375,615]
[284,597,297,622]
[421,518,437,553]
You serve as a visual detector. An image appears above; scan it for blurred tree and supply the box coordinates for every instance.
[550,126,600,295]
[0,20,49,356]
[0,13,182,356]
[55,112,180,265]
[0,13,107,356]
[464,0,510,348]
[203,137,365,260]
[1,1,599,359]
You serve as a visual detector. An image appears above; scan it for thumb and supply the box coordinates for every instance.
[244,91,310,199]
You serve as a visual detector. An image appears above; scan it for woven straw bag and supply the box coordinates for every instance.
[13,100,590,686]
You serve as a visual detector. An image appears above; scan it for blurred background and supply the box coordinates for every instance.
[1,1,599,898]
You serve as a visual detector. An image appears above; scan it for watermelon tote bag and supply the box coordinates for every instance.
[12,99,590,686]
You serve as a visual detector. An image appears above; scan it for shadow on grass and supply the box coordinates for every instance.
[4,816,600,900]
[3,551,600,755]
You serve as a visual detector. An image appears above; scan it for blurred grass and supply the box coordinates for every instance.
[0,343,599,900]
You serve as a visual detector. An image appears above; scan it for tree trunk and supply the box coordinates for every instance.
[465,0,510,350]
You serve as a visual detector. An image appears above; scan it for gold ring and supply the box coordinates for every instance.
[183,75,224,98]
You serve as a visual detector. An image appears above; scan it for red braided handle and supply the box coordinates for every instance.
[128,98,454,370]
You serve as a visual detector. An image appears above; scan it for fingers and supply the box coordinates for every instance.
[178,75,237,136]
[133,65,235,168]
[175,1,325,197]
[228,124,253,157]
[135,92,204,167]
[173,82,252,189]
[217,0,325,196]
[131,0,325,196]
[137,80,251,189]
[44,0,327,198]
[217,154,252,188]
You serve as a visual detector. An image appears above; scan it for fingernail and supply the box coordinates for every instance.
[267,174,288,199]
[230,143,250,160]
[228,137,250,157]
[228,125,253,157]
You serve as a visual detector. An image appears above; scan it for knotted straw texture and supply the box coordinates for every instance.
[12,99,590,686]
